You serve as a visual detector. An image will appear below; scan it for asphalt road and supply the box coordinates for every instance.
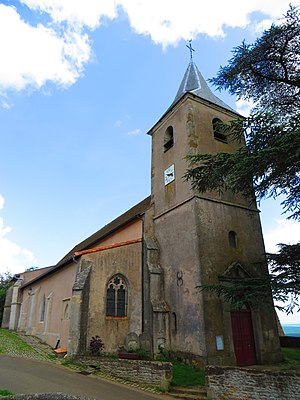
[0,355,167,400]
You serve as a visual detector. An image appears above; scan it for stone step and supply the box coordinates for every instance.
[168,386,208,400]
[167,393,207,400]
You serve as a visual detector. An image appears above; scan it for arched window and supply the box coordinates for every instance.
[213,118,227,142]
[229,230,237,248]
[106,275,128,317]
[40,294,46,322]
[172,312,177,333]
[164,126,174,152]
[63,299,70,320]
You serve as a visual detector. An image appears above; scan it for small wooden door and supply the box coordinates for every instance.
[231,309,257,366]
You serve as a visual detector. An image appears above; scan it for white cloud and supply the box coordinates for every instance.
[0,195,37,275]
[0,4,91,92]
[235,99,255,116]
[254,19,273,34]
[118,0,295,47]
[126,128,141,136]
[263,219,300,253]
[0,195,4,210]
[0,0,296,97]
[21,0,118,29]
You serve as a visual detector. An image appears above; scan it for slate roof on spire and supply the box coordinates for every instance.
[171,61,236,113]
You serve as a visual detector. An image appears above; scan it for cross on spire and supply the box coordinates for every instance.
[186,40,195,61]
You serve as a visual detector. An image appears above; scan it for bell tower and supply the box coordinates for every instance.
[145,53,282,365]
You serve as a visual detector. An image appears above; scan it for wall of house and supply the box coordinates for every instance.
[81,240,143,353]
[151,96,244,218]
[153,199,206,358]
[150,96,248,362]
[21,267,53,285]
[18,262,76,349]
[90,219,142,249]
[194,197,281,364]
[149,95,281,365]
[1,286,14,328]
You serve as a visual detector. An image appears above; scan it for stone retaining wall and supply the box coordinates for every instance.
[206,366,300,400]
[74,357,172,391]
[280,336,300,348]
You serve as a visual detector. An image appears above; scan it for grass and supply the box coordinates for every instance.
[281,347,300,370]
[0,389,14,397]
[170,348,300,386]
[171,361,205,387]
[0,329,35,356]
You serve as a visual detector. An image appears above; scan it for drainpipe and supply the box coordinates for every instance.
[72,255,79,277]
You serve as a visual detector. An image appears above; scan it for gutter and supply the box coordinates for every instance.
[74,238,142,257]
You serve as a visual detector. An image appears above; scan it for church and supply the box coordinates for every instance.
[2,56,282,367]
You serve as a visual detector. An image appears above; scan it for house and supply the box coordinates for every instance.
[2,58,282,366]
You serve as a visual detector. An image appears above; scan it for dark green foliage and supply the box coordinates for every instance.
[267,243,300,313]
[198,242,300,313]
[0,389,14,396]
[210,5,300,115]
[185,6,300,314]
[186,112,300,220]
[186,6,300,219]
[89,336,104,356]
[25,266,38,272]
[0,272,13,323]
[197,276,273,311]
[127,347,151,360]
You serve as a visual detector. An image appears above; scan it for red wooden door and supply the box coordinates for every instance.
[231,309,257,366]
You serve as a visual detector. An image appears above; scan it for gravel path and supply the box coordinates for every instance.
[17,333,57,361]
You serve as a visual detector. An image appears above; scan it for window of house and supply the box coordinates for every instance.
[164,126,174,152]
[40,294,46,322]
[229,230,237,248]
[106,275,128,317]
[213,118,227,142]
[172,312,177,333]
[62,299,70,320]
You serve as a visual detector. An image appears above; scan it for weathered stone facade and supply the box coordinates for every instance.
[74,357,172,392]
[146,91,281,364]
[206,366,300,399]
[78,241,143,353]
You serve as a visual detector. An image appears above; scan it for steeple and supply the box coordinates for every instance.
[171,60,236,113]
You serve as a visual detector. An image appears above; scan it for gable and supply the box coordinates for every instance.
[219,262,252,281]
[21,196,151,289]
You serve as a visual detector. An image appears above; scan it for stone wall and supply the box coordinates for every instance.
[206,366,300,400]
[1,286,13,328]
[74,357,172,392]
[280,336,300,348]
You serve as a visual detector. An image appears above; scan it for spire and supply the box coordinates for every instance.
[171,47,235,113]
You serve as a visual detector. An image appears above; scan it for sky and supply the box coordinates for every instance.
[0,0,299,324]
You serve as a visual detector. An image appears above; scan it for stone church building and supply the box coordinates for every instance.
[2,59,282,367]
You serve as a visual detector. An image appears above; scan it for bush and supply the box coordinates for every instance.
[0,389,14,397]
[89,336,104,356]
[171,361,205,387]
